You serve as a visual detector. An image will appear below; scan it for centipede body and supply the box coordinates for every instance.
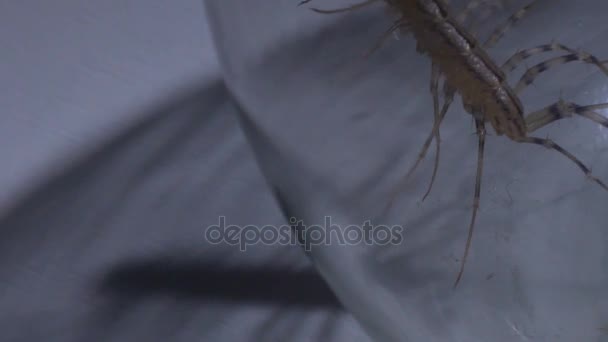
[385,0,527,139]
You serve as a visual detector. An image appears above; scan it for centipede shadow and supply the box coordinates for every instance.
[97,256,344,310]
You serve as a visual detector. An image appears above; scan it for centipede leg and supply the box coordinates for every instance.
[482,0,538,48]
[512,47,608,94]
[421,63,443,202]
[455,0,505,33]
[383,65,440,213]
[501,42,577,73]
[525,99,608,133]
[454,118,486,288]
[523,99,608,191]
[423,80,456,201]
[363,19,408,59]
[383,65,454,213]
[514,136,608,192]
[456,0,490,24]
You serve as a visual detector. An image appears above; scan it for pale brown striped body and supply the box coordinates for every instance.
[386,0,527,139]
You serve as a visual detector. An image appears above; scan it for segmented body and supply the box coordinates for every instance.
[386,0,526,139]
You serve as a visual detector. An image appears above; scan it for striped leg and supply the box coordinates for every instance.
[513,48,608,94]
[525,100,608,133]
[521,99,608,191]
[514,135,608,191]
[501,42,579,72]
[482,0,538,48]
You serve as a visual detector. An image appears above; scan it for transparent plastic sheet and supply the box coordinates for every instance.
[204,1,608,340]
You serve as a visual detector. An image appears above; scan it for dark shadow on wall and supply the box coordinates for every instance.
[0,79,345,342]
[97,256,343,309]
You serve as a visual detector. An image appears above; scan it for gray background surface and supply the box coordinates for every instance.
[2,0,608,341]
[0,1,367,341]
